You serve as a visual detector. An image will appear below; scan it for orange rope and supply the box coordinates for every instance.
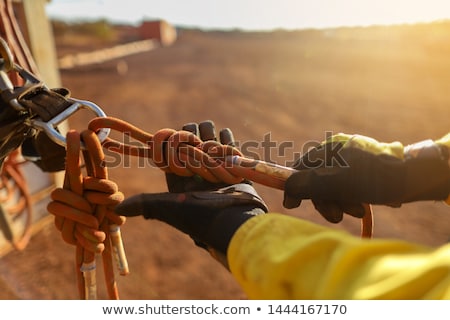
[0,0,40,77]
[0,149,33,250]
[89,117,244,184]
[47,129,128,299]
[88,116,373,238]
[0,0,40,251]
[47,116,373,299]
[43,114,375,300]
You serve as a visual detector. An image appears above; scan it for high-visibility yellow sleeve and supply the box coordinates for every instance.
[434,133,450,205]
[228,213,450,299]
[435,133,450,148]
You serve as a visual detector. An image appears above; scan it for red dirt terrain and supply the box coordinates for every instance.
[0,23,449,299]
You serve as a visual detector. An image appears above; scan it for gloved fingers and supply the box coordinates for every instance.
[219,128,236,147]
[114,192,181,217]
[199,120,217,141]
[116,184,267,258]
[165,172,217,192]
[114,192,207,222]
[312,200,365,223]
[167,120,238,193]
[115,192,214,245]
[116,191,220,218]
[292,141,344,170]
[182,122,199,135]
[183,120,236,146]
[340,202,366,218]
[166,122,200,192]
[283,170,312,209]
[283,194,302,209]
[292,144,327,170]
[116,183,267,218]
[312,200,344,223]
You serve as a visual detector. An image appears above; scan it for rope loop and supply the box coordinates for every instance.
[88,116,373,239]
[47,129,128,299]
[45,116,374,299]
[89,117,244,184]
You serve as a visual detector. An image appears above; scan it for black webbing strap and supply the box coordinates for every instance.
[0,0,70,171]
[18,87,72,172]
[19,87,72,122]
[0,93,31,168]
[0,86,73,172]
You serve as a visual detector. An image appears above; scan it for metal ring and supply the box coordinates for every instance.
[29,98,111,150]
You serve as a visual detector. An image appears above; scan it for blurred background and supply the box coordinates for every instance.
[0,0,449,299]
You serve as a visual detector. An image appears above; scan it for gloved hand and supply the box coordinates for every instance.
[164,120,237,192]
[283,133,450,223]
[115,121,268,266]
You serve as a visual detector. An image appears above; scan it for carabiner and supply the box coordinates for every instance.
[28,98,111,149]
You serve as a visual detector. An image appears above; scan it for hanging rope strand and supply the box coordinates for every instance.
[48,129,127,299]
[48,115,373,299]
[0,0,42,252]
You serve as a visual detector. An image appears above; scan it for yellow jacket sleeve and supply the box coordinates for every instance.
[435,133,450,205]
[228,213,450,299]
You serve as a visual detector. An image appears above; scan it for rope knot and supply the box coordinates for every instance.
[47,129,128,299]
[89,117,245,185]
[48,177,125,254]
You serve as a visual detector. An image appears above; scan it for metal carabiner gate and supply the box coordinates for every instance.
[27,98,111,149]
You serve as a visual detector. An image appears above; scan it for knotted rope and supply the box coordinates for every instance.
[47,129,128,299]
[88,116,373,238]
[88,117,245,184]
[48,116,373,300]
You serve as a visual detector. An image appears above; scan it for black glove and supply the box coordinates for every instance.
[115,121,268,264]
[115,183,267,257]
[164,120,238,192]
[283,133,450,223]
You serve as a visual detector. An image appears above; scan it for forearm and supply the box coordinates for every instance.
[434,133,450,204]
[228,214,450,299]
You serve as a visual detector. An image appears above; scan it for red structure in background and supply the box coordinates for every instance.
[138,20,177,46]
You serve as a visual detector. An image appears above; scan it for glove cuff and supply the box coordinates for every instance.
[207,206,266,257]
[403,140,450,203]
[205,183,268,256]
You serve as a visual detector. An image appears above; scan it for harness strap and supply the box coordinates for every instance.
[0,0,71,171]
[18,87,72,172]
[19,87,73,122]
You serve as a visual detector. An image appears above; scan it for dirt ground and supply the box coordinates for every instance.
[0,23,449,299]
